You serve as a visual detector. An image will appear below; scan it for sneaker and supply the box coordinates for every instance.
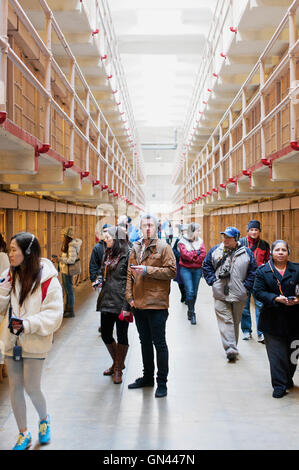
[272,389,287,398]
[39,415,51,445]
[128,377,154,389]
[227,351,238,362]
[257,334,265,344]
[13,432,32,450]
[155,384,167,398]
[242,332,252,340]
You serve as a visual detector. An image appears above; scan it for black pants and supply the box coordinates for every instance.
[133,309,169,385]
[264,333,298,393]
[101,312,129,345]
[178,283,186,301]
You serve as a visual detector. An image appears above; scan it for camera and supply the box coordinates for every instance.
[8,316,23,336]
[93,275,103,289]
[218,267,231,280]
[288,296,297,301]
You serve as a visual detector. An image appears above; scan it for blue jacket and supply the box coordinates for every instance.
[128,225,141,243]
[253,260,299,337]
[202,243,257,302]
[89,240,105,282]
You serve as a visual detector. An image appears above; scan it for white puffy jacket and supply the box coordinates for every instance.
[0,258,63,358]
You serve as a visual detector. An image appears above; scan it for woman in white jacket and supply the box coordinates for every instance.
[53,227,82,318]
[0,232,63,450]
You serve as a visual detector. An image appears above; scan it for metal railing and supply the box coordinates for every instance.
[0,0,145,206]
[175,0,299,207]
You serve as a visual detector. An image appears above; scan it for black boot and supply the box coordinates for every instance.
[190,311,196,325]
[63,308,74,318]
[179,284,186,303]
[186,299,195,322]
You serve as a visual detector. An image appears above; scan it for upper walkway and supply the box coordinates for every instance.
[0,278,299,450]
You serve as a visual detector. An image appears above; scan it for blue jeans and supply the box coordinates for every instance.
[180,267,202,301]
[61,273,74,311]
[241,292,263,336]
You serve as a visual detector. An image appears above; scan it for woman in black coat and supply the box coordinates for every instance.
[253,240,299,398]
[97,226,131,384]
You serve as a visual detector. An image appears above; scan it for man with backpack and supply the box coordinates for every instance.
[203,227,257,362]
[126,214,176,398]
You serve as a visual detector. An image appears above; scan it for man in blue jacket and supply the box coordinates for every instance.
[203,227,257,362]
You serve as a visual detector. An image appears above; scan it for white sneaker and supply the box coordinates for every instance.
[258,334,265,343]
[243,332,252,340]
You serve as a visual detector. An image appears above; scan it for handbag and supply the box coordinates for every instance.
[96,264,108,307]
[68,258,81,276]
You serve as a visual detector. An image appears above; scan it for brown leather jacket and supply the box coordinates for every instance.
[126,238,177,310]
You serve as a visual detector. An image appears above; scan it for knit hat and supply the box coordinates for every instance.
[61,226,74,238]
[247,220,261,231]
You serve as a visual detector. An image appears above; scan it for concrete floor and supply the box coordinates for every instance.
[0,278,299,450]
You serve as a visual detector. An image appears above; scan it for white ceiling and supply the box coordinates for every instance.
[108,0,217,210]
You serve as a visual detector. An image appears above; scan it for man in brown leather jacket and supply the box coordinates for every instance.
[126,214,176,397]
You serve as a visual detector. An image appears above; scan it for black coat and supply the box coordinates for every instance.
[96,248,131,315]
[89,241,105,282]
[253,260,299,338]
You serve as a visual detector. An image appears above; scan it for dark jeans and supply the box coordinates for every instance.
[180,267,202,302]
[133,309,169,385]
[166,235,173,245]
[264,333,298,394]
[61,273,74,311]
[101,312,129,345]
[241,292,263,336]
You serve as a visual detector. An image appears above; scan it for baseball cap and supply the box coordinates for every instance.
[220,227,240,240]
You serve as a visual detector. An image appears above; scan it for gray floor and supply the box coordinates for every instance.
[1,279,299,450]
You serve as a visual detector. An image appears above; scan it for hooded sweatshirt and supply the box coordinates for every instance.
[59,238,82,275]
[0,258,63,358]
[178,236,206,269]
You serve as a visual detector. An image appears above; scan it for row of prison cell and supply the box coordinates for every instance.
[0,199,103,282]
[185,61,299,202]
[1,1,143,205]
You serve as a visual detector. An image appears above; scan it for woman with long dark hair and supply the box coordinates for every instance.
[97,226,132,384]
[0,232,63,449]
[253,240,299,398]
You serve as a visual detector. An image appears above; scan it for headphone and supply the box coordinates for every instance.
[25,234,35,255]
